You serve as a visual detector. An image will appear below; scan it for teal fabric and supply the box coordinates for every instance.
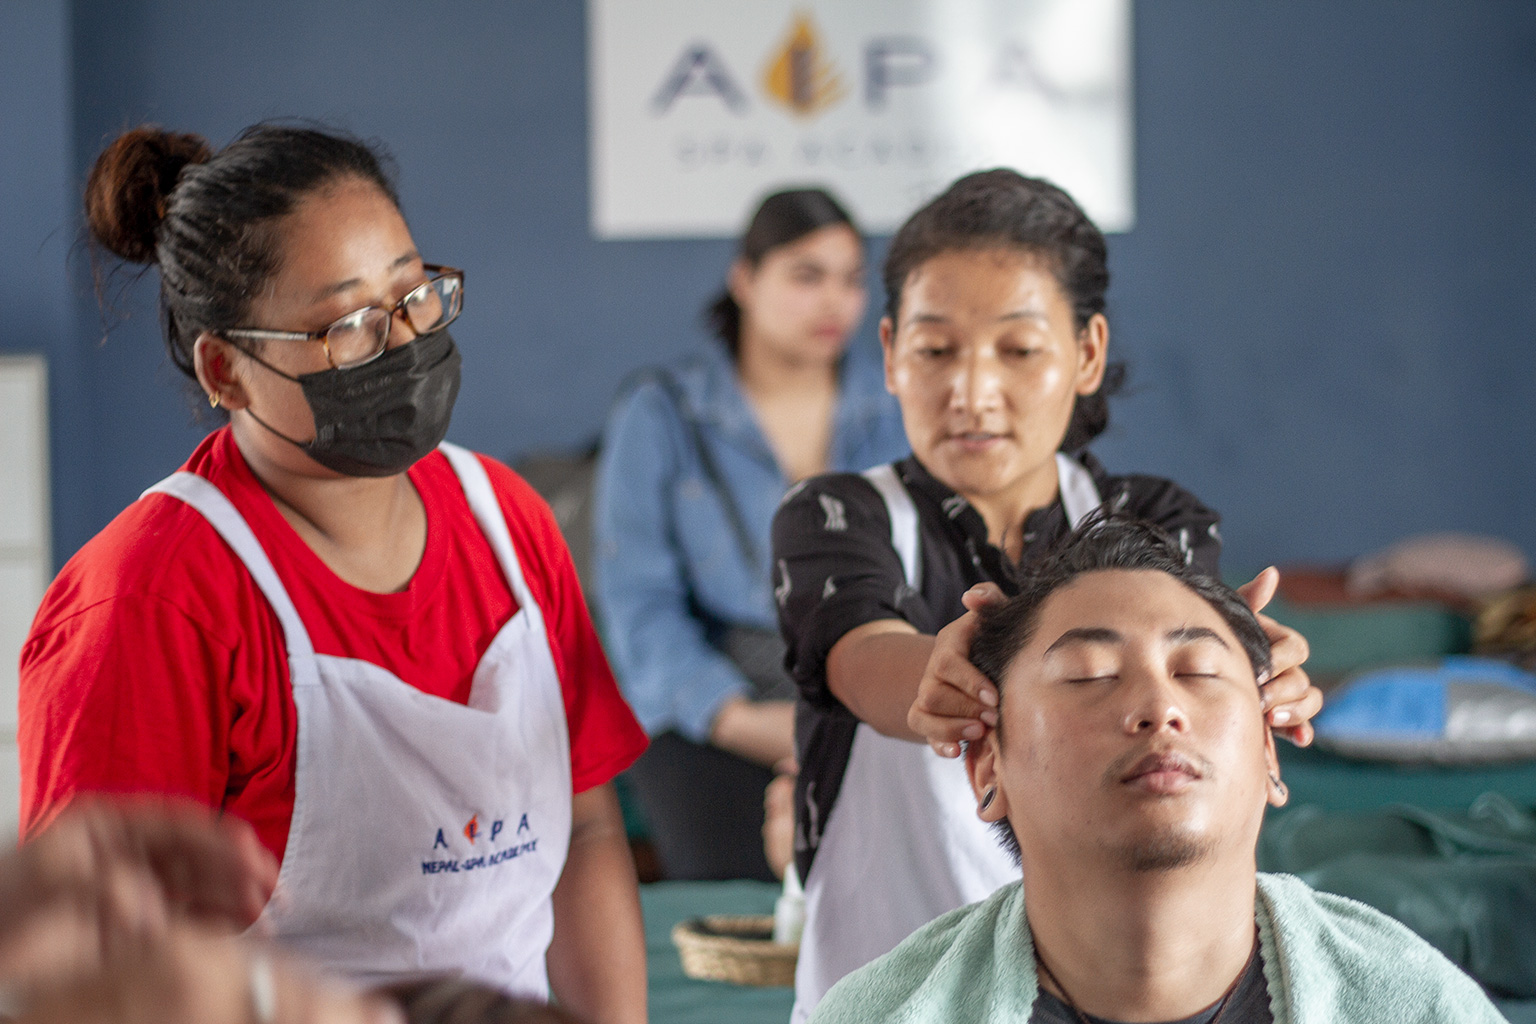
[809,875,1505,1024]
[1241,592,1473,679]
[1257,795,1536,997]
[1275,742,1536,812]
[640,880,793,1024]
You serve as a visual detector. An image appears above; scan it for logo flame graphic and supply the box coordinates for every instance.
[762,13,846,117]
[463,815,479,845]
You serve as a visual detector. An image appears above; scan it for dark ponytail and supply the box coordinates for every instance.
[704,188,859,357]
[84,122,398,382]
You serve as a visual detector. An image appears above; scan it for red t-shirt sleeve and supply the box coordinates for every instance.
[18,490,300,854]
[19,584,232,836]
[480,455,647,792]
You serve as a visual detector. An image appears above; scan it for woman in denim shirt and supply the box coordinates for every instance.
[594,190,909,880]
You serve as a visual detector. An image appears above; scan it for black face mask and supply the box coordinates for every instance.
[242,328,462,477]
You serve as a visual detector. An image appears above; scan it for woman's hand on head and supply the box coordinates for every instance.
[907,583,1007,758]
[1237,567,1324,747]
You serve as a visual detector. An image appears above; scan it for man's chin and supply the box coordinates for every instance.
[1110,828,1214,873]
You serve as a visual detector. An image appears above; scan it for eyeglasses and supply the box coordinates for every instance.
[222,264,464,369]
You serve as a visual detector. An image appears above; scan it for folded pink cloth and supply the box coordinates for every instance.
[1348,534,1529,602]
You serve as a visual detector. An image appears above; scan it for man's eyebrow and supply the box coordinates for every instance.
[1044,626,1122,654]
[1166,626,1230,649]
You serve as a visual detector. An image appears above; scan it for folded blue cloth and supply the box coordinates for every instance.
[1314,657,1536,763]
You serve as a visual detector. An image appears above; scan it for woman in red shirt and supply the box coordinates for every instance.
[20,124,647,1023]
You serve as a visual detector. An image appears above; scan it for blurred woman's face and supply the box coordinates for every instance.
[881,247,1107,509]
[730,223,866,367]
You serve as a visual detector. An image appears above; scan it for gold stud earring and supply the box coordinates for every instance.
[209,392,221,409]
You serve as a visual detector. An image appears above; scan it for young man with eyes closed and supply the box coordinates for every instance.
[810,517,1504,1024]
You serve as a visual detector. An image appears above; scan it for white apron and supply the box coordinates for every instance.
[143,443,572,996]
[792,454,1101,1021]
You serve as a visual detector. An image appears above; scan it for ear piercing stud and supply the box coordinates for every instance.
[979,787,996,812]
[1268,772,1288,798]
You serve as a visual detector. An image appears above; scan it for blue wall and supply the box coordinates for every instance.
[9,1,1533,571]
[1,0,87,562]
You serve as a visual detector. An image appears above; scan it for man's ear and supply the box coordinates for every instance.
[966,732,1010,823]
[193,333,251,412]
[879,316,897,395]
[1263,724,1289,808]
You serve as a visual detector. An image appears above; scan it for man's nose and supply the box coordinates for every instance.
[1120,669,1190,735]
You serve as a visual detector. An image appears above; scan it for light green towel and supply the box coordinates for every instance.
[811,873,1506,1023]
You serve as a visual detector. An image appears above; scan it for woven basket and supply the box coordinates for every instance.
[671,914,798,987]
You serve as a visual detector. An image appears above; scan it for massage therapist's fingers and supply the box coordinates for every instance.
[1266,682,1323,747]
[1236,566,1280,615]
[1237,568,1323,746]
[1259,667,1323,745]
[959,581,1007,614]
[1256,625,1322,746]
[1259,611,1311,679]
[1286,719,1316,747]
[1254,610,1321,744]
[910,604,1000,758]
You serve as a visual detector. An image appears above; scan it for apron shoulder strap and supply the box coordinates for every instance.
[142,472,320,686]
[860,463,921,591]
[1054,452,1104,530]
[436,443,538,615]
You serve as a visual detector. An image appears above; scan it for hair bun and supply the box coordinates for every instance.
[84,126,212,264]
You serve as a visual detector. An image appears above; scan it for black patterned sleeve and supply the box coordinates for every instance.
[770,474,930,712]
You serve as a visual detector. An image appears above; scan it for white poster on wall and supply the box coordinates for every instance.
[588,0,1132,238]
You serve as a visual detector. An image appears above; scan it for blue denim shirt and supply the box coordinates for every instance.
[593,339,909,740]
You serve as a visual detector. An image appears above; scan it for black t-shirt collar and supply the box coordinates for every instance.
[892,452,1105,584]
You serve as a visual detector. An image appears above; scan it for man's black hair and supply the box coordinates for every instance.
[967,513,1273,862]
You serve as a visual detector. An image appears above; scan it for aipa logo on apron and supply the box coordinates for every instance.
[423,812,542,875]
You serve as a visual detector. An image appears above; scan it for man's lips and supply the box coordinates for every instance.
[1120,751,1204,794]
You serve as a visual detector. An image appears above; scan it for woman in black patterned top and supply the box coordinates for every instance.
[769,170,1323,1022]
